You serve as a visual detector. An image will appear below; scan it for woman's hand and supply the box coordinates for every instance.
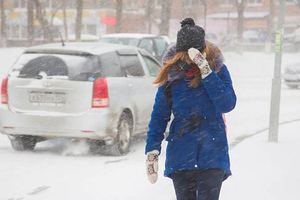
[146,150,159,184]
[188,47,212,78]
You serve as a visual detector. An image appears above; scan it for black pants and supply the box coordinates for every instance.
[171,169,225,200]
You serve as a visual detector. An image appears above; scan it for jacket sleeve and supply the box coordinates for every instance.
[145,85,171,154]
[202,65,237,113]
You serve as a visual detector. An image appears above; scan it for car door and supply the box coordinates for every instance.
[97,51,131,113]
[138,51,161,131]
[118,49,152,134]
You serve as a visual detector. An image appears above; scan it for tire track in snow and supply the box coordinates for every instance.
[7,185,50,200]
[27,185,50,195]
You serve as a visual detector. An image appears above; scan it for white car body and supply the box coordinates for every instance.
[0,42,161,154]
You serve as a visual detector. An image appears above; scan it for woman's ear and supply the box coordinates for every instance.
[202,52,207,59]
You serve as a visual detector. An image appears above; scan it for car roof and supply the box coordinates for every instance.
[24,42,138,55]
[101,33,158,39]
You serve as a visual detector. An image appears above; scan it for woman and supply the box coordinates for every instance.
[145,18,237,200]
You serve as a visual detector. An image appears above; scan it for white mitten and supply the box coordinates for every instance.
[188,47,212,79]
[146,150,159,184]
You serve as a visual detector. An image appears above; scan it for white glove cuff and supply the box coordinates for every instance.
[201,65,212,79]
[147,150,159,156]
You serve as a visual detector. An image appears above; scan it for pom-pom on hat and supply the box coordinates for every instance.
[176,18,206,52]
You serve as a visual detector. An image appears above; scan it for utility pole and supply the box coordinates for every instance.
[265,0,275,52]
[268,0,286,143]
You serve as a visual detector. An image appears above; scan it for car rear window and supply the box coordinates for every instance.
[11,53,100,81]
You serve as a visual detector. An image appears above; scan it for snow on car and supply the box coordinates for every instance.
[283,62,300,89]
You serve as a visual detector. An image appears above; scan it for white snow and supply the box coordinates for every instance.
[221,122,300,200]
[0,48,300,199]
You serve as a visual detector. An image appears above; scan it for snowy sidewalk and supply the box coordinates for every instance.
[1,122,300,200]
[221,121,300,200]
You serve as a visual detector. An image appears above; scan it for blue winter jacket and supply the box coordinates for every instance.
[145,51,236,180]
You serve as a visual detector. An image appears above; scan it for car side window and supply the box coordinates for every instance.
[154,38,167,57]
[139,39,155,56]
[143,56,160,77]
[99,52,124,77]
[120,55,145,77]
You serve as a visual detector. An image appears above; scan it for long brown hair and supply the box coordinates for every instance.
[153,42,222,88]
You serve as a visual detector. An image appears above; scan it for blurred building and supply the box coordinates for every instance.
[1,0,300,45]
[203,0,300,40]
[3,0,116,42]
[113,0,300,42]
[164,0,300,41]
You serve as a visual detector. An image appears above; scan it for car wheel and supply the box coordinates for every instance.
[8,135,37,151]
[106,113,133,156]
[117,113,132,154]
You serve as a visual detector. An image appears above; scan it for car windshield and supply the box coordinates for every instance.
[11,53,99,81]
[100,37,139,46]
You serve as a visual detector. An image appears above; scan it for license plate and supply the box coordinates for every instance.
[29,91,66,104]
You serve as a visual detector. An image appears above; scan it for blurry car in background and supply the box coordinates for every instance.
[219,34,238,50]
[283,62,300,89]
[293,27,300,51]
[243,29,267,43]
[67,34,99,42]
[286,27,300,51]
[0,42,161,155]
[99,33,170,62]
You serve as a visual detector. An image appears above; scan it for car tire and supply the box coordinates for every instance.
[88,112,133,156]
[105,112,133,156]
[8,135,37,151]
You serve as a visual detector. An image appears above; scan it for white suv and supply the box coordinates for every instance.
[0,42,161,155]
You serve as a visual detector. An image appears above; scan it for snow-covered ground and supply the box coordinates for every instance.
[0,48,300,200]
[221,122,300,200]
